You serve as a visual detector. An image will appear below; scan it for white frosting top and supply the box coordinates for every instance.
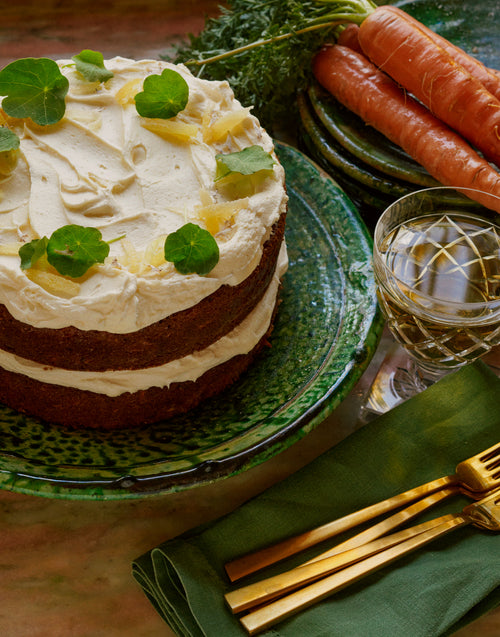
[0,57,287,333]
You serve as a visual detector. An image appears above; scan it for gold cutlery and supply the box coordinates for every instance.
[225,510,446,614]
[225,483,493,613]
[235,487,500,635]
[225,440,500,582]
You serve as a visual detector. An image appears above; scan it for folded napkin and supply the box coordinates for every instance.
[133,361,500,637]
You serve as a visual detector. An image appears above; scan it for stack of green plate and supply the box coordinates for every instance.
[298,83,439,227]
[297,0,498,229]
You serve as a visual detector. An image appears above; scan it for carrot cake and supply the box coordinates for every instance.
[0,56,288,428]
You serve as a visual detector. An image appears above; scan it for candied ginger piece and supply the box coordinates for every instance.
[66,108,102,132]
[195,197,249,235]
[141,118,198,143]
[115,78,143,106]
[199,188,214,207]
[25,269,80,298]
[143,234,167,268]
[118,237,142,273]
[204,107,252,143]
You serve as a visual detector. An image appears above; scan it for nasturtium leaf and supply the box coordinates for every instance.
[0,58,69,126]
[164,223,219,275]
[0,127,20,175]
[0,127,20,152]
[215,145,275,182]
[19,236,48,270]
[72,50,114,83]
[134,68,189,119]
[46,225,110,278]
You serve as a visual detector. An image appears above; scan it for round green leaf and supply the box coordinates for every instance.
[19,237,48,270]
[134,68,189,119]
[164,223,219,275]
[0,126,20,152]
[0,58,69,126]
[47,225,110,278]
[72,50,114,83]
[215,145,275,181]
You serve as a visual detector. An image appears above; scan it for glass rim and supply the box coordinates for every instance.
[373,187,500,312]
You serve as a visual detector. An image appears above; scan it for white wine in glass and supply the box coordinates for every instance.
[370,187,500,409]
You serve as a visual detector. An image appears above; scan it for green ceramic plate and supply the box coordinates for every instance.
[298,121,395,232]
[298,91,415,199]
[395,0,497,68]
[307,83,439,188]
[0,142,383,501]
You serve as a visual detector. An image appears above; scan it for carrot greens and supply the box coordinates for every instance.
[171,0,377,130]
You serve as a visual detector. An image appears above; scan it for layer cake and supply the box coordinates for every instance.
[0,56,288,428]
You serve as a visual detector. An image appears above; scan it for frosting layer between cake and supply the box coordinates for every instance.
[0,244,287,396]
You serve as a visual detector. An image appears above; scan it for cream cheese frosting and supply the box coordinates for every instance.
[0,57,288,333]
[0,243,288,396]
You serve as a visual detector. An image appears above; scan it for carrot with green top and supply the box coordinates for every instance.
[381,6,500,102]
[356,6,500,167]
[312,44,500,213]
[178,0,500,141]
[336,24,363,53]
[338,9,500,103]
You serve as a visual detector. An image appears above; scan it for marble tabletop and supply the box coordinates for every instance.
[1,334,498,637]
[0,2,498,636]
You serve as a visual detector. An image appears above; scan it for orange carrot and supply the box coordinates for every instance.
[357,6,500,167]
[312,45,500,213]
[337,14,500,103]
[382,6,500,102]
[336,24,363,54]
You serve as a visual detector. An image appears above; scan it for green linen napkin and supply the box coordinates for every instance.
[132,361,500,637]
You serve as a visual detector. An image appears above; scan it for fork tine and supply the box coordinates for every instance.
[483,444,500,476]
[455,440,500,491]
[478,441,500,462]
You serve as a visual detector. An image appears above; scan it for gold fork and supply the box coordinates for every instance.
[235,487,500,635]
[225,487,457,613]
[225,440,500,582]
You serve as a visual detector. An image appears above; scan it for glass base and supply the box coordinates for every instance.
[358,341,448,423]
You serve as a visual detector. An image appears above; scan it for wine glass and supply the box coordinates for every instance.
[363,186,500,416]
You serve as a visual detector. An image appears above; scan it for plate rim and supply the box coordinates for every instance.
[0,141,383,500]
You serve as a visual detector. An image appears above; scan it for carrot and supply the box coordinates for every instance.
[312,45,500,213]
[337,13,500,103]
[381,6,500,102]
[356,6,500,167]
[336,12,500,106]
[336,24,363,54]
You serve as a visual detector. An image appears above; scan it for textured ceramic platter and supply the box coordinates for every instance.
[0,143,382,500]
